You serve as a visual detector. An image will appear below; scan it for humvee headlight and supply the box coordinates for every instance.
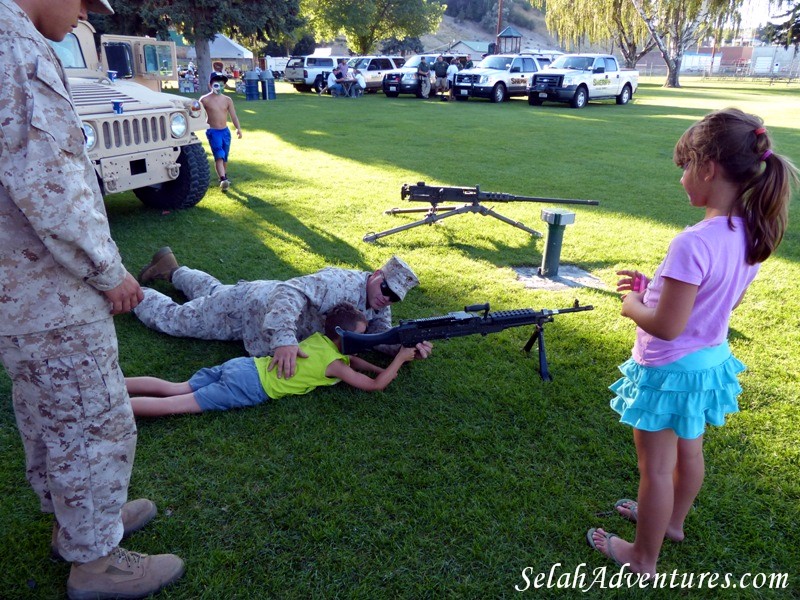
[170,113,188,138]
[82,123,97,150]
[189,100,202,118]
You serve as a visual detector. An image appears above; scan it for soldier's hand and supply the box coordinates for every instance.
[413,341,433,360]
[104,273,144,315]
[269,345,309,379]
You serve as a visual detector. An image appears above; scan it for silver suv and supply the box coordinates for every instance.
[453,53,545,102]
[285,55,350,93]
[347,56,404,92]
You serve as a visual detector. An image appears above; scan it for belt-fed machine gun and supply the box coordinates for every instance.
[337,300,594,381]
[362,183,599,243]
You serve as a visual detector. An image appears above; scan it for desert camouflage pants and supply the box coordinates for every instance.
[0,318,136,563]
[133,266,248,342]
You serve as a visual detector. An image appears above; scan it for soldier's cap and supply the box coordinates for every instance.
[87,0,114,15]
[210,72,229,84]
[380,256,419,301]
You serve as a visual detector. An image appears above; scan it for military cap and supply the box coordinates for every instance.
[381,256,419,301]
[87,0,114,15]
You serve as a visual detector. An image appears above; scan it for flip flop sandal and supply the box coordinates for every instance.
[586,528,625,568]
[615,498,638,523]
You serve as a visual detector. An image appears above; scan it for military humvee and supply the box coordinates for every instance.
[48,21,210,210]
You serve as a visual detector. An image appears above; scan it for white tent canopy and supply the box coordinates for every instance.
[187,34,253,61]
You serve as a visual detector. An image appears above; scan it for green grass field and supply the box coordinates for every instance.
[1,78,798,599]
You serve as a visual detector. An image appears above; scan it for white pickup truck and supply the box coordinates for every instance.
[528,54,638,109]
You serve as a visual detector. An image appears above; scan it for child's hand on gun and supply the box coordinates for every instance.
[398,346,418,363]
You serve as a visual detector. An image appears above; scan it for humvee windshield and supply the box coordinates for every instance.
[49,33,87,68]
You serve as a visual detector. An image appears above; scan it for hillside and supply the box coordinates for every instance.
[421,14,562,54]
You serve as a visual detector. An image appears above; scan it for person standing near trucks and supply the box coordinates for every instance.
[0,0,185,598]
[417,56,431,99]
[200,72,242,191]
[433,55,449,99]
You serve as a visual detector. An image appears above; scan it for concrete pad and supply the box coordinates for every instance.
[514,265,608,292]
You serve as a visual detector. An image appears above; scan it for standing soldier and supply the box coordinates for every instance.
[0,0,185,598]
[134,250,433,378]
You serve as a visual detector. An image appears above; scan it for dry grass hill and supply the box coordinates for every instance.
[421,13,562,54]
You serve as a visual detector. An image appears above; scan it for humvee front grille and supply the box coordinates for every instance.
[101,115,168,150]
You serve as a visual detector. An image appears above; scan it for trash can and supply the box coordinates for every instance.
[259,70,276,100]
[243,70,260,101]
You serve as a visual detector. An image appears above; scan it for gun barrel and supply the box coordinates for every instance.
[401,183,599,206]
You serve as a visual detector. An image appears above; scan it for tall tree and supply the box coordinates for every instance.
[103,1,302,89]
[528,0,656,66]
[629,0,744,87]
[302,0,445,55]
[763,1,800,47]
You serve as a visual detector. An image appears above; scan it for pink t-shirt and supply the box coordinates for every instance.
[633,216,760,366]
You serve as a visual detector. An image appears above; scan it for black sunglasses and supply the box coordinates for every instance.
[380,279,401,303]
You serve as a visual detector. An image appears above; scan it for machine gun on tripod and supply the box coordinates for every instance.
[362,183,599,243]
[337,299,594,381]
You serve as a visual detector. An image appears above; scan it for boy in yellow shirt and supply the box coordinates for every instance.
[128,303,416,417]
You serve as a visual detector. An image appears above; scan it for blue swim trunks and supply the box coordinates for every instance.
[206,127,232,161]
[189,356,270,411]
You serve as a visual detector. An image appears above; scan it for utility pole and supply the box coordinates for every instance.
[496,0,504,50]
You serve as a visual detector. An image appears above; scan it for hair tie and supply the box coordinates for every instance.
[761,149,773,161]
[754,127,766,135]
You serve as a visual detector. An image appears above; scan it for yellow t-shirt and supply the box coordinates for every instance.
[254,333,349,399]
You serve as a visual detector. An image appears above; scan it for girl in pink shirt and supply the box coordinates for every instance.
[588,108,798,577]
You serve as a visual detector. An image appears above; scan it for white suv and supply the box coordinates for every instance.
[285,55,350,93]
[347,56,404,92]
[453,54,546,102]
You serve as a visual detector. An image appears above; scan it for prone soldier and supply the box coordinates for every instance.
[134,249,433,378]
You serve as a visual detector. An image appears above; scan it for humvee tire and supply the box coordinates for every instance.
[133,144,210,210]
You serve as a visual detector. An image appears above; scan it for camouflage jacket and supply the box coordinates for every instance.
[241,268,392,357]
[0,0,126,335]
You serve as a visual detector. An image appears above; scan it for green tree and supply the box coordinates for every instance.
[102,1,302,89]
[629,0,746,87]
[529,0,655,67]
[763,1,800,47]
[302,0,445,55]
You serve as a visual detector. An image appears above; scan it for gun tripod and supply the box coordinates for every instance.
[362,198,543,243]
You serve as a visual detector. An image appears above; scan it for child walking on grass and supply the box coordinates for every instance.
[128,303,416,417]
[587,108,798,577]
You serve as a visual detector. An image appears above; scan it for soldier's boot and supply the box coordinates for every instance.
[67,547,185,600]
[138,247,179,284]
[52,498,158,560]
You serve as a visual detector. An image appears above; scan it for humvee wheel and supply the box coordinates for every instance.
[133,144,210,210]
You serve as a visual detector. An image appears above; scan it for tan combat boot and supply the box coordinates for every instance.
[67,547,184,600]
[138,247,179,284]
[52,498,158,560]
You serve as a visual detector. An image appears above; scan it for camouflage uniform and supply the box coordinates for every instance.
[134,266,394,357]
[0,0,136,563]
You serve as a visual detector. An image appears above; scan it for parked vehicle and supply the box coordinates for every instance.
[285,54,350,93]
[382,54,466,98]
[452,53,546,102]
[527,53,639,108]
[48,20,209,210]
[347,56,405,92]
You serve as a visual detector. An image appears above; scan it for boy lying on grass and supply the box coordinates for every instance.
[128,303,416,417]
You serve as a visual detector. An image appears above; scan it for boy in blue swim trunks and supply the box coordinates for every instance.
[127,303,417,416]
[200,72,242,191]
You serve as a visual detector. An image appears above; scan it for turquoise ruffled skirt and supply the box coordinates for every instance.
[609,341,744,440]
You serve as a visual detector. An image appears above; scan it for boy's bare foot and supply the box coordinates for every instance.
[615,499,685,542]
